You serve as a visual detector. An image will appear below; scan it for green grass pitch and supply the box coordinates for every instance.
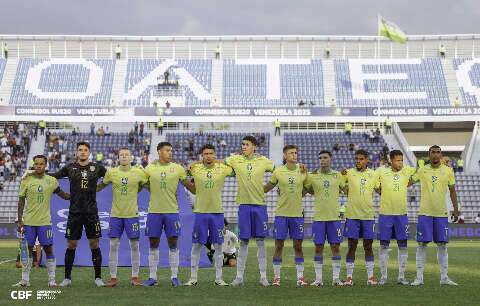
[0,239,479,305]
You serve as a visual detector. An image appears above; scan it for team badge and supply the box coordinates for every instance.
[393,174,400,181]
[81,170,88,178]
[161,172,166,178]
[246,164,253,171]
[207,171,212,179]
[90,166,95,172]
[432,175,438,182]
[360,178,367,185]
[323,180,330,188]
[37,185,43,192]
[121,177,128,185]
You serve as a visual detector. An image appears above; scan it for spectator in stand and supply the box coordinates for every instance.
[451,159,458,172]
[128,129,135,144]
[39,120,46,135]
[220,138,227,148]
[457,158,464,172]
[90,123,95,136]
[475,213,480,224]
[368,129,375,143]
[344,122,352,136]
[348,143,355,151]
[333,143,340,151]
[134,121,139,136]
[139,122,145,137]
[105,126,111,136]
[97,126,105,137]
[115,44,122,59]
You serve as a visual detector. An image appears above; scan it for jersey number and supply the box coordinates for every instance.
[81,179,88,189]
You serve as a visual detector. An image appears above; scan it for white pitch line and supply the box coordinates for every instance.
[0,258,16,265]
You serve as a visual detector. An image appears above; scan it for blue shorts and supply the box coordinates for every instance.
[24,225,53,247]
[416,215,449,243]
[378,215,409,241]
[145,213,181,238]
[274,216,304,240]
[238,204,268,240]
[109,217,140,239]
[343,219,375,240]
[312,221,343,245]
[192,213,224,245]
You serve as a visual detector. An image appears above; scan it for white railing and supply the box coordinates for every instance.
[392,121,416,166]
[463,121,479,172]
[0,33,479,60]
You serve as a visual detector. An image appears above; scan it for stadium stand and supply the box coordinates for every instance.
[222,59,324,106]
[0,122,33,222]
[453,58,480,106]
[9,58,115,106]
[124,59,212,107]
[334,58,450,107]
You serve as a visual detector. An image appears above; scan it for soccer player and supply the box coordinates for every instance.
[184,144,234,286]
[376,150,416,285]
[225,135,275,286]
[304,150,345,286]
[96,148,148,287]
[342,149,379,286]
[264,145,308,287]
[143,142,195,287]
[13,155,70,287]
[22,142,107,287]
[410,145,459,286]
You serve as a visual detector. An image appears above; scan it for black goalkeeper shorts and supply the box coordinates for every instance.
[65,213,102,240]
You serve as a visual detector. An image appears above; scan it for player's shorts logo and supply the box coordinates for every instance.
[37,185,43,192]
[323,180,330,188]
[121,177,128,185]
[393,174,400,181]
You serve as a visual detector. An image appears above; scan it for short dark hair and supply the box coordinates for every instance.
[242,135,257,146]
[283,144,297,153]
[157,141,172,151]
[200,143,216,153]
[389,150,403,160]
[429,145,441,153]
[224,218,229,226]
[318,150,332,157]
[76,141,90,150]
[33,155,47,163]
[118,147,131,154]
[355,149,369,158]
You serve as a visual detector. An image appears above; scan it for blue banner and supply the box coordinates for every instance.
[51,180,210,267]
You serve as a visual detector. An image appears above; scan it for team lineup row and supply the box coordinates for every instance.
[14,135,459,288]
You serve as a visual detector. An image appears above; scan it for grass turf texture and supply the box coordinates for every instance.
[0,239,478,306]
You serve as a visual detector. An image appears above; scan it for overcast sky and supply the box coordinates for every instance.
[1,0,479,36]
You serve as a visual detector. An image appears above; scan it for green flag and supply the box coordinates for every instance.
[378,16,407,44]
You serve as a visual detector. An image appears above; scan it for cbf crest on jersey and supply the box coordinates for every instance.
[288,177,296,184]
[121,177,129,185]
[90,165,95,172]
[360,178,367,185]
[37,185,43,193]
[393,174,400,181]
[81,170,88,178]
[432,175,438,182]
[207,171,212,179]
[161,172,167,178]
[323,180,330,188]
[246,163,253,171]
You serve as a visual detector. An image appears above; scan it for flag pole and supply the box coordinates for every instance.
[377,15,382,129]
